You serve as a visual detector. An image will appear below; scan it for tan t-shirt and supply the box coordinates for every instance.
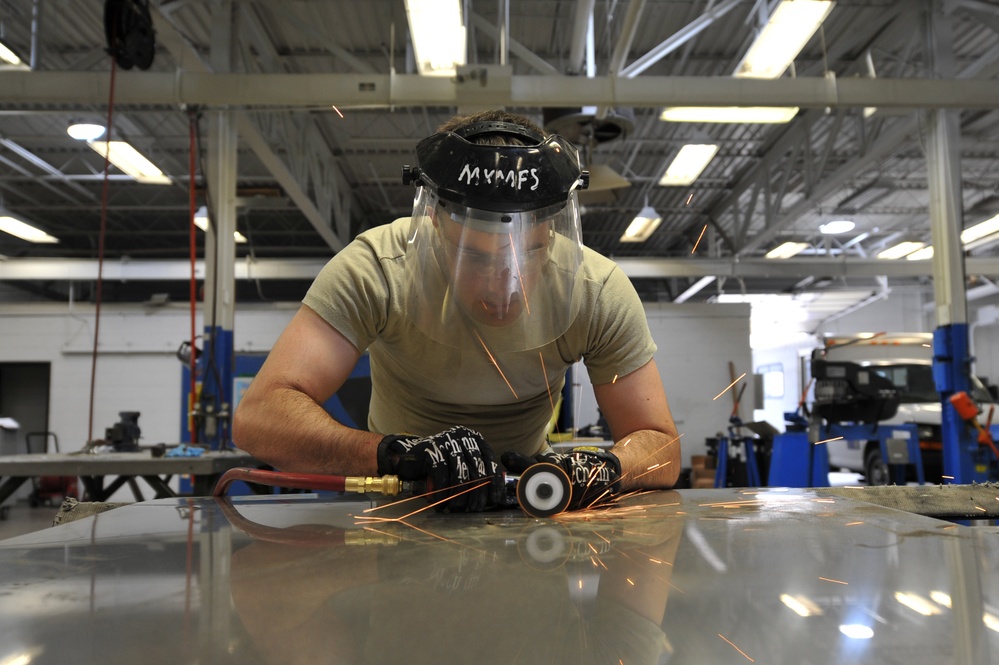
[303,218,656,457]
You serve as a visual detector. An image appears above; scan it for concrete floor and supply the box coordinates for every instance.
[0,499,65,541]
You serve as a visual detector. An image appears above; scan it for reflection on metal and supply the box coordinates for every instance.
[0,488,997,664]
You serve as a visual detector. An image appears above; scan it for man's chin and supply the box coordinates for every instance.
[471,304,523,327]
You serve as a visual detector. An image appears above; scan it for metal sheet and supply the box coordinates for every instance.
[0,488,997,664]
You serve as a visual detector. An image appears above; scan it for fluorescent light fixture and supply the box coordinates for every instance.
[193,206,247,244]
[985,612,999,633]
[660,106,799,124]
[67,123,106,141]
[961,213,999,246]
[819,219,855,234]
[659,144,719,186]
[780,593,823,617]
[405,0,466,76]
[765,241,809,259]
[839,624,874,640]
[620,205,662,243]
[734,1,836,79]
[895,591,942,616]
[906,245,934,261]
[88,141,171,185]
[675,276,716,303]
[929,591,952,608]
[0,215,58,243]
[877,241,925,259]
[0,39,23,66]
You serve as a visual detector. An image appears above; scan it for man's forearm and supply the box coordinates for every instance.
[610,429,682,490]
[233,387,382,476]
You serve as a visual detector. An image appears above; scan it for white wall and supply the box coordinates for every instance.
[573,302,754,465]
[0,302,299,454]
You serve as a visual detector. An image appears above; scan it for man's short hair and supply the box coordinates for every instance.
[436,110,546,146]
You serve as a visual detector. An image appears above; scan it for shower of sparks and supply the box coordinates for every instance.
[819,577,848,585]
[331,104,344,118]
[713,373,746,401]
[814,436,843,445]
[508,233,531,317]
[691,223,707,254]
[718,634,754,662]
[473,329,519,398]
[357,478,492,522]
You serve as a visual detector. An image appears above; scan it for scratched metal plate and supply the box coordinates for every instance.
[0,488,997,664]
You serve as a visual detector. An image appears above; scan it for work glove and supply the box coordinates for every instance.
[377,426,505,512]
[501,448,623,511]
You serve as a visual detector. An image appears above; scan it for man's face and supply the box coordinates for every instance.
[437,216,551,327]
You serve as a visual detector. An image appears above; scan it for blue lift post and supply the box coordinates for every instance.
[713,417,763,488]
[933,325,992,484]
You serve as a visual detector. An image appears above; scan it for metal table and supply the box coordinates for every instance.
[0,450,259,509]
[1,486,997,664]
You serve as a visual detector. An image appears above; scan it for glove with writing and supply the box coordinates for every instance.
[377,426,505,512]
[501,448,623,511]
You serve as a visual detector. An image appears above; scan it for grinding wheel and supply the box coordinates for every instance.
[517,462,572,518]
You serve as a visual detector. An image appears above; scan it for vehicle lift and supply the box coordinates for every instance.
[768,359,925,487]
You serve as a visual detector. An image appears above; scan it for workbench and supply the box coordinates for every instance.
[0,450,258,514]
[0,485,997,664]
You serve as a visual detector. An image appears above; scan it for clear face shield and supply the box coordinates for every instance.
[403,186,585,352]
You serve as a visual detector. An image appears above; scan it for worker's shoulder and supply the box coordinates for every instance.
[579,244,627,284]
[351,217,411,258]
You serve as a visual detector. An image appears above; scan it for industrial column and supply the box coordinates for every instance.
[198,1,238,449]
[924,0,981,483]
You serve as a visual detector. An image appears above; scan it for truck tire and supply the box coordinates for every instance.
[864,446,890,486]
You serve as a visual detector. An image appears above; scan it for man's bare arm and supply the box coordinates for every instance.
[232,305,382,476]
[593,359,681,489]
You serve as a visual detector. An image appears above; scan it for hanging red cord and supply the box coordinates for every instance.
[188,112,199,444]
[86,57,118,445]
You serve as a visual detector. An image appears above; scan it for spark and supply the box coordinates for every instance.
[819,576,848,585]
[612,374,619,384]
[472,329,519,398]
[634,460,671,480]
[626,578,635,586]
[539,352,556,431]
[686,193,694,206]
[578,579,583,590]
[845,521,864,526]
[976,506,987,512]
[718,634,754,662]
[357,478,492,522]
[621,438,632,447]
[508,233,531,316]
[691,223,707,254]
[331,104,344,118]
[814,436,843,445]
[713,373,746,401]
[942,475,954,480]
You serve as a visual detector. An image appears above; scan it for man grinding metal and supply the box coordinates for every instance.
[233,110,680,513]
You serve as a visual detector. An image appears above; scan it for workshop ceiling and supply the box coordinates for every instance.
[1,0,998,327]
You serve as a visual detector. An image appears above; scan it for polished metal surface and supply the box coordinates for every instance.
[1,488,997,664]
